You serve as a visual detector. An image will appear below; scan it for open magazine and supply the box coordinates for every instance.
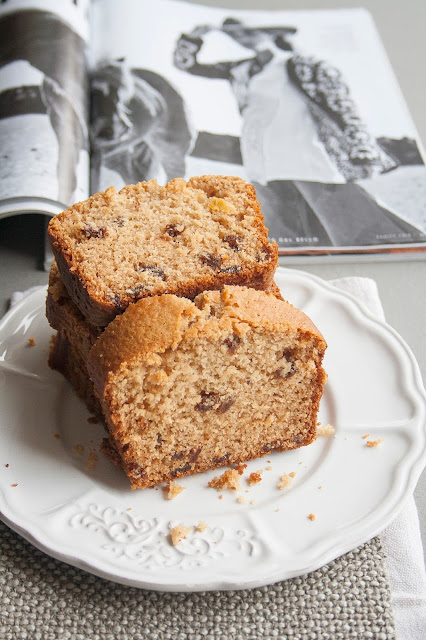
[1,0,426,259]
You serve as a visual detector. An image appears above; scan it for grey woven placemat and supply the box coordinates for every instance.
[0,521,396,640]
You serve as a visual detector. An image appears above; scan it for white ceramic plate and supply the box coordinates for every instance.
[0,268,425,591]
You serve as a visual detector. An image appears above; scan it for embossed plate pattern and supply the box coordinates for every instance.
[0,268,425,591]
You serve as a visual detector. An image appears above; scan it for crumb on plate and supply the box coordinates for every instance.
[248,470,263,485]
[163,480,185,500]
[27,337,36,347]
[317,424,335,436]
[196,521,208,533]
[170,523,192,546]
[208,468,241,491]
[308,513,316,521]
[366,438,383,448]
[277,473,292,490]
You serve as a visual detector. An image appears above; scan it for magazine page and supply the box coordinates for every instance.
[0,0,91,218]
[90,0,426,256]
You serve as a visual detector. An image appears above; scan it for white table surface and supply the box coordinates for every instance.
[0,0,425,559]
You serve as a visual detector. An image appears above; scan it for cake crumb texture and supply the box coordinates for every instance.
[170,523,192,546]
[208,469,242,492]
[164,480,185,500]
[48,176,278,326]
[86,285,327,489]
[248,470,263,485]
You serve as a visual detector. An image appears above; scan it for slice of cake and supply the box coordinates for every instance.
[46,260,283,418]
[87,286,327,489]
[49,330,102,418]
[48,175,278,326]
[47,261,102,364]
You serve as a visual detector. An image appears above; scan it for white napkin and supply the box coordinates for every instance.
[331,276,426,640]
[9,278,426,639]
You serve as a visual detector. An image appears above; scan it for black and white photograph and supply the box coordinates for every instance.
[1,0,425,254]
[90,59,194,193]
[88,0,426,255]
[0,0,90,213]
[171,12,426,251]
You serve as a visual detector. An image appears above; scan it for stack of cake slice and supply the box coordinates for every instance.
[47,175,327,489]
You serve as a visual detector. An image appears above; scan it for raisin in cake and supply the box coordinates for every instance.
[48,176,278,326]
[87,286,327,489]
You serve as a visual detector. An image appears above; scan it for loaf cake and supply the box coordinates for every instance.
[46,259,283,417]
[87,286,327,489]
[48,175,278,326]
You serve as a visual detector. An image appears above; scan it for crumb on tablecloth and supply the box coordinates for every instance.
[170,523,192,546]
[237,495,247,504]
[208,468,241,491]
[163,480,185,500]
[362,433,370,439]
[308,513,316,521]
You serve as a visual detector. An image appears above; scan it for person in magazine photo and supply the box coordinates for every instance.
[89,59,194,193]
[0,8,89,207]
[173,17,426,251]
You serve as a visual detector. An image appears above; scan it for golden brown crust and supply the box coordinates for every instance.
[88,294,200,395]
[194,286,326,340]
[48,176,278,326]
[88,286,326,400]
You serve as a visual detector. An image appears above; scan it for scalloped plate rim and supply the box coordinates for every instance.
[0,267,425,591]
